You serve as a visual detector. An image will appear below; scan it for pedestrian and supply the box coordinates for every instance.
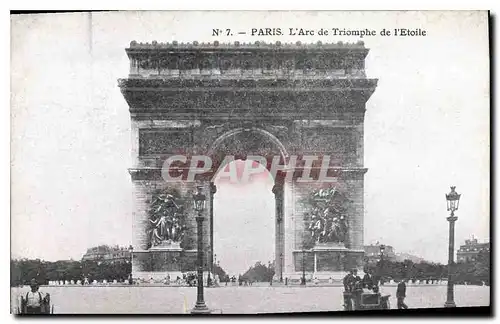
[22,279,49,314]
[363,269,374,290]
[396,279,409,309]
[343,270,354,292]
[342,270,356,310]
[353,269,361,283]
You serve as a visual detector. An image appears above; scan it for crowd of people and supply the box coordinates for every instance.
[34,273,229,287]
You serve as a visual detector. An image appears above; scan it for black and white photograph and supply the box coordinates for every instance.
[10,10,490,314]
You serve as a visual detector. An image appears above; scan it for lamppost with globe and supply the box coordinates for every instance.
[213,254,220,284]
[378,244,386,285]
[444,186,461,308]
[191,186,211,314]
[279,253,284,283]
[206,245,212,287]
[301,249,306,286]
[128,245,133,285]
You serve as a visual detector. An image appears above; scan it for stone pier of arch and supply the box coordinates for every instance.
[119,41,378,282]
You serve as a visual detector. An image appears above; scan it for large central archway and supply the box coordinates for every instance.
[208,128,287,281]
[212,160,276,279]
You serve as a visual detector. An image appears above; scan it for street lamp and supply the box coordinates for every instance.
[379,244,386,256]
[444,186,461,308]
[279,253,284,283]
[191,186,211,314]
[214,254,218,278]
[301,249,306,286]
[206,245,212,287]
[128,245,133,284]
[379,244,385,285]
[213,254,217,285]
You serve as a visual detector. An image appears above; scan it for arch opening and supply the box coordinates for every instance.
[212,160,276,281]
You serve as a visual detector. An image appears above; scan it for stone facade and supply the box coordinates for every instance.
[119,41,377,280]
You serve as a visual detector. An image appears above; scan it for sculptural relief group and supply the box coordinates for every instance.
[147,191,187,248]
[146,185,350,250]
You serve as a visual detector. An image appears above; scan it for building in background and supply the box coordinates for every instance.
[457,237,490,263]
[364,244,396,264]
[81,245,131,264]
[393,252,425,264]
[364,243,426,264]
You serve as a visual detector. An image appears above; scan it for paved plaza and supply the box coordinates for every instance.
[11,284,489,314]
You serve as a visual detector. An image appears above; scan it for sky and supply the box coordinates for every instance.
[11,11,489,273]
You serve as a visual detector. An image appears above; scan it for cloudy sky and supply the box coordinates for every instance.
[11,11,489,275]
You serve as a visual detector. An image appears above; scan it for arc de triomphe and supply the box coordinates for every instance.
[118,40,378,281]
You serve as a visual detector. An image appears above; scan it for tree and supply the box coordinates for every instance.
[241,261,275,282]
[474,249,490,285]
[213,264,229,282]
[363,258,450,283]
[10,252,135,286]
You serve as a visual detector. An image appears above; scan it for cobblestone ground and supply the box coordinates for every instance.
[11,285,489,314]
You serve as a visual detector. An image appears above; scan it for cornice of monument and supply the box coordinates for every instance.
[119,40,378,119]
[127,167,368,181]
[122,39,374,84]
[118,77,378,90]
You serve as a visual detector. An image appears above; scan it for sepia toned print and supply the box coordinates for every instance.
[11,11,489,314]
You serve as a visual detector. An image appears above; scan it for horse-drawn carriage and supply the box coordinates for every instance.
[343,289,391,311]
[15,279,54,315]
[16,291,53,315]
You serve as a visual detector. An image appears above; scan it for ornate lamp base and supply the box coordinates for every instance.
[191,302,211,314]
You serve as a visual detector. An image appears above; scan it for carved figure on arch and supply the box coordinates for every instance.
[147,190,186,248]
[303,186,350,248]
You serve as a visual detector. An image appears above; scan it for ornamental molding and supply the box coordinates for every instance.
[128,40,368,50]
[128,167,367,181]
